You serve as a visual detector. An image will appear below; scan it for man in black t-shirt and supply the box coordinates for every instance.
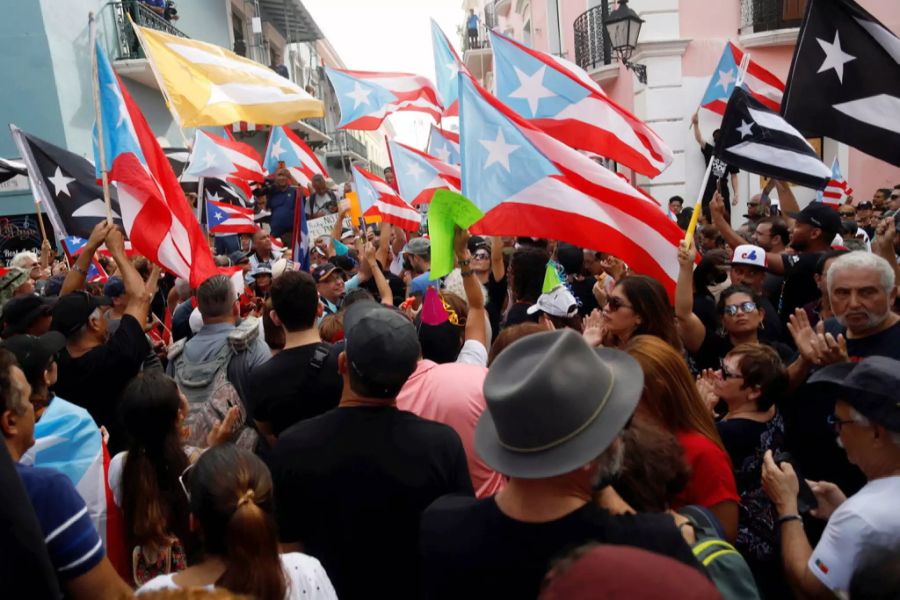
[50,223,158,453]
[247,270,342,445]
[692,112,739,224]
[420,330,698,599]
[270,301,472,600]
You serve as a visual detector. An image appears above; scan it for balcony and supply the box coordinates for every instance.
[573,4,619,83]
[463,4,495,84]
[294,117,331,147]
[739,0,804,47]
[99,0,189,89]
[325,131,368,164]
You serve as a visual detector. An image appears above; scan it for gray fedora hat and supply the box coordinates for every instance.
[475,329,643,479]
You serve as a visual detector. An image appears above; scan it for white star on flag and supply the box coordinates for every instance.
[206,191,223,202]
[433,144,451,163]
[479,129,520,172]
[270,139,286,159]
[405,161,425,181]
[509,66,555,116]
[107,83,127,128]
[48,167,75,197]
[202,152,216,168]
[816,31,856,84]
[215,211,224,220]
[347,82,372,109]
[69,236,80,246]
[716,68,735,92]
[737,119,754,138]
[446,60,460,78]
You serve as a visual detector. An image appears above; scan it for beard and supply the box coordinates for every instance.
[834,309,889,331]
[591,439,625,491]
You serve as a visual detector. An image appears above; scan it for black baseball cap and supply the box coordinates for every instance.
[343,300,420,398]
[312,263,343,283]
[787,203,842,234]
[1,295,56,337]
[51,291,112,337]
[808,356,900,432]
[0,331,66,381]
[228,250,251,266]
[856,201,874,210]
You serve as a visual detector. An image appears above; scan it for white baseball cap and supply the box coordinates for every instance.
[728,244,767,269]
[527,286,579,318]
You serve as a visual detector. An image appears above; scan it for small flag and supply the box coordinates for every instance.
[324,66,443,130]
[184,130,265,183]
[133,26,323,127]
[700,42,785,118]
[206,199,257,234]
[822,157,853,206]
[388,140,460,206]
[61,236,108,283]
[542,262,562,294]
[781,0,900,166]
[715,86,831,189]
[263,126,327,188]
[352,165,421,232]
[426,124,461,165]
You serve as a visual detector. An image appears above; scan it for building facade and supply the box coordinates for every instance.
[462,0,900,215]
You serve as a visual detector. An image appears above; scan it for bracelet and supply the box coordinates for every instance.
[460,269,474,277]
[777,514,802,525]
[71,264,88,275]
[458,258,471,267]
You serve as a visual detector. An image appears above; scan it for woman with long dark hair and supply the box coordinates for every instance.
[624,335,740,542]
[598,275,681,350]
[137,444,336,599]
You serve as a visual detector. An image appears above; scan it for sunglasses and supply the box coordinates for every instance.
[723,301,757,316]
[472,252,490,260]
[719,358,742,380]
[606,296,633,312]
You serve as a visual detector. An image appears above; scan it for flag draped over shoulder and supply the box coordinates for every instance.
[324,66,443,130]
[94,41,218,288]
[781,0,900,166]
[490,29,673,178]
[715,87,831,189]
[134,26,324,127]
[458,73,685,296]
[388,140,460,206]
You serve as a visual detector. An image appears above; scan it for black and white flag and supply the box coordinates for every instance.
[10,125,124,239]
[781,0,899,166]
[716,87,831,189]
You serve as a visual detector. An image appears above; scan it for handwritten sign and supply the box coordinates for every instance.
[307,213,354,241]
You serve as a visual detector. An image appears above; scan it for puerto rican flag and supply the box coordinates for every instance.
[206,198,257,234]
[700,42,784,119]
[431,19,468,117]
[325,66,443,130]
[61,235,108,283]
[184,130,265,197]
[490,30,673,178]
[822,157,853,206]
[388,140,461,206]
[93,41,218,288]
[263,125,326,188]
[426,124,461,165]
[458,73,685,296]
[352,164,421,232]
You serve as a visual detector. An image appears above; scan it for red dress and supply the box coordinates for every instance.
[672,430,740,510]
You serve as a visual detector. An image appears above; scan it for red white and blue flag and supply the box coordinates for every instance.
[262,125,326,188]
[458,73,685,295]
[184,130,265,195]
[352,164,421,231]
[431,19,468,117]
[490,30,673,178]
[700,42,784,118]
[388,140,460,206]
[426,124,461,165]
[61,235,108,283]
[823,157,853,205]
[93,41,218,288]
[206,198,257,234]
[324,66,443,130]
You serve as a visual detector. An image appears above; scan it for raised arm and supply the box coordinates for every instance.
[674,241,706,353]
[773,180,799,227]
[489,236,506,282]
[106,227,158,325]
[873,218,900,285]
[730,172,739,207]
[376,222,392,269]
[456,228,487,349]
[691,111,704,147]
[60,221,113,296]
[364,242,393,306]
[711,192,785,274]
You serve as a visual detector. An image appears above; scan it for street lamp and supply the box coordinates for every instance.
[604,0,647,84]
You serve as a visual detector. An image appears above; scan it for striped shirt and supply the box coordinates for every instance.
[16,464,105,579]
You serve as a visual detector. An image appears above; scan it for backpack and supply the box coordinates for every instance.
[169,318,260,451]
[679,505,761,600]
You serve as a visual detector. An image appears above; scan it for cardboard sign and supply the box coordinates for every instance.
[307,213,354,241]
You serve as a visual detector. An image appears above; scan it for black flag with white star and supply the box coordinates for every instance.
[10,125,124,239]
[716,87,831,189]
[781,0,900,166]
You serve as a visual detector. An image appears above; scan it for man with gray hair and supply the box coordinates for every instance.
[762,356,900,599]
[420,329,698,598]
[167,274,269,449]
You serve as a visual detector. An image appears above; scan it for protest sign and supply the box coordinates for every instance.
[307,213,353,241]
[427,189,484,279]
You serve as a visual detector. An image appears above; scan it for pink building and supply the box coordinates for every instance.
[462,0,900,214]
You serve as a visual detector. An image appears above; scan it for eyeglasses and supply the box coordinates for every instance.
[178,462,195,503]
[719,358,742,380]
[606,296,634,312]
[723,301,757,316]
[472,252,490,260]
[827,414,860,433]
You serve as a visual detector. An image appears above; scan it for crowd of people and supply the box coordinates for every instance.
[1,176,899,600]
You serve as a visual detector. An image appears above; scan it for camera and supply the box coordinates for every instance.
[252,177,276,198]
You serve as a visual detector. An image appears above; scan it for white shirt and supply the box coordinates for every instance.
[456,339,488,367]
[137,552,337,599]
[809,475,900,595]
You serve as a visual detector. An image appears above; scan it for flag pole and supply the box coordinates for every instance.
[89,13,114,225]
[34,201,48,243]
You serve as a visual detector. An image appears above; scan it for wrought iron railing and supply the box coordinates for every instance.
[305,117,326,133]
[101,0,189,61]
[463,13,493,51]
[325,131,368,160]
[740,0,805,35]
[573,2,612,71]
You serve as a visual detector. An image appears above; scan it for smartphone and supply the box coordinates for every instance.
[773,450,818,514]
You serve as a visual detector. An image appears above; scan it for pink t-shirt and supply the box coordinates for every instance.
[397,360,505,498]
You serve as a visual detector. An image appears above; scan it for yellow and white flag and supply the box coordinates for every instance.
[135,25,324,127]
